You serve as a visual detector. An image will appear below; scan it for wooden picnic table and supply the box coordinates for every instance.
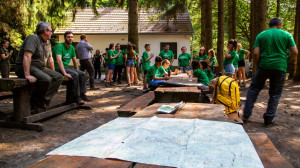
[132,102,243,124]
[29,132,293,168]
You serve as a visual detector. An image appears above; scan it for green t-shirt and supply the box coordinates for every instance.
[199,54,208,61]
[114,50,124,65]
[0,47,10,66]
[142,51,151,71]
[134,50,137,65]
[209,57,217,67]
[164,66,170,72]
[178,53,192,67]
[254,28,296,72]
[223,50,236,66]
[146,65,166,84]
[204,69,214,81]
[193,68,209,86]
[53,42,76,69]
[237,49,246,61]
[108,49,116,64]
[159,50,174,61]
[233,54,239,68]
[104,53,108,62]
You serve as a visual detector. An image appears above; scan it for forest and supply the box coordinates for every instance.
[0,0,299,79]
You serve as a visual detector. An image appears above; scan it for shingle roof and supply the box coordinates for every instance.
[55,7,194,35]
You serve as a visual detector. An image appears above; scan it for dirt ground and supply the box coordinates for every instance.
[0,78,299,168]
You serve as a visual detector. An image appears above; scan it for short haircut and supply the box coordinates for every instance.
[1,40,9,45]
[181,46,187,50]
[144,44,150,49]
[36,22,50,35]
[105,48,109,51]
[269,17,282,27]
[155,56,163,62]
[64,31,73,38]
[115,43,120,47]
[80,34,87,40]
[109,43,114,50]
[192,60,200,70]
[164,44,169,47]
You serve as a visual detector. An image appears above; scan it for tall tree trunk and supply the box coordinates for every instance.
[252,0,267,74]
[228,0,237,39]
[201,0,206,47]
[276,0,280,17]
[249,0,255,62]
[128,0,139,53]
[294,0,300,80]
[217,0,225,73]
[205,0,213,50]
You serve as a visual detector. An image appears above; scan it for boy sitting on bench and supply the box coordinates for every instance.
[146,56,169,90]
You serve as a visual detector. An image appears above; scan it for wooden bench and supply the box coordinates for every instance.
[117,91,155,117]
[154,87,204,103]
[0,77,90,131]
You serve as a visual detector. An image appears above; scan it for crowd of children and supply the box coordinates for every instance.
[92,39,249,91]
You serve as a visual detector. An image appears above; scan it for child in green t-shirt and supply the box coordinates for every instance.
[142,44,154,91]
[224,39,238,78]
[208,48,218,76]
[191,60,210,90]
[146,56,169,90]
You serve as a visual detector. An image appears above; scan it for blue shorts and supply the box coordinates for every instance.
[126,59,135,67]
[108,63,115,70]
[224,64,235,74]
[149,79,166,87]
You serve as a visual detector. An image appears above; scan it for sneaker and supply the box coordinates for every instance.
[127,83,131,87]
[242,116,249,123]
[110,82,116,86]
[118,81,122,84]
[105,82,108,87]
[264,117,275,127]
[241,83,246,87]
[76,97,85,105]
[90,86,100,90]
[80,94,91,102]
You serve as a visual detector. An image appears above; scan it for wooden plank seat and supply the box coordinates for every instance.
[0,77,90,131]
[131,102,243,124]
[248,133,294,168]
[117,91,155,117]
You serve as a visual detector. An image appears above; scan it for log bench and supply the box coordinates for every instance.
[117,91,155,117]
[0,77,90,131]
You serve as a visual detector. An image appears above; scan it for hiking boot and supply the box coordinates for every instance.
[264,116,275,127]
[76,97,85,105]
[81,94,91,102]
[90,86,99,90]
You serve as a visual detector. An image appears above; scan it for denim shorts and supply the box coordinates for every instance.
[108,63,115,70]
[224,64,235,74]
[126,59,135,67]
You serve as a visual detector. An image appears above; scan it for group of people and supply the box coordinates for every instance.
[1,17,298,127]
[14,22,102,113]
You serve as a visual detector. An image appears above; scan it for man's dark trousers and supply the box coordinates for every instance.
[243,68,286,120]
[80,59,95,88]
[113,65,123,83]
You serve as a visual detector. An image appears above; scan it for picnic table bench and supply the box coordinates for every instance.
[28,132,293,168]
[0,77,90,131]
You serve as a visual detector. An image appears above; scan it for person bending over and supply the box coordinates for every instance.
[146,56,169,90]
[192,60,209,90]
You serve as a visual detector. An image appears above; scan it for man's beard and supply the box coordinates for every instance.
[65,40,73,45]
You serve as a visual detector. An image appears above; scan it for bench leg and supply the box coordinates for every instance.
[13,87,31,122]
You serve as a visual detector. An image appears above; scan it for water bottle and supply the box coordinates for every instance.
[188,67,193,81]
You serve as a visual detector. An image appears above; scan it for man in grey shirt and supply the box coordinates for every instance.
[76,34,99,90]
[15,22,63,113]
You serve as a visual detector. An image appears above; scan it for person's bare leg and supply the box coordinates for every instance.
[226,73,233,78]
[143,73,147,89]
[242,67,246,83]
[126,67,131,84]
[133,67,138,84]
[130,66,134,84]
[238,68,242,83]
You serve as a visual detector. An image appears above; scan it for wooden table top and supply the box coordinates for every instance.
[29,132,293,168]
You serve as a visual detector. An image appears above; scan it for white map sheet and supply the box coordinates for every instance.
[48,117,264,168]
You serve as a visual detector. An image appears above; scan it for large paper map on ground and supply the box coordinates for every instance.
[48,117,263,168]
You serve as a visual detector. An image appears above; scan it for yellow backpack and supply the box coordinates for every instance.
[213,76,240,114]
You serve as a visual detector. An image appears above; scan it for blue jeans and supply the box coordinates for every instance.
[224,64,235,74]
[243,68,286,119]
[149,79,166,87]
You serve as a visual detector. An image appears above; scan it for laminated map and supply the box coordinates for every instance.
[48,117,264,168]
